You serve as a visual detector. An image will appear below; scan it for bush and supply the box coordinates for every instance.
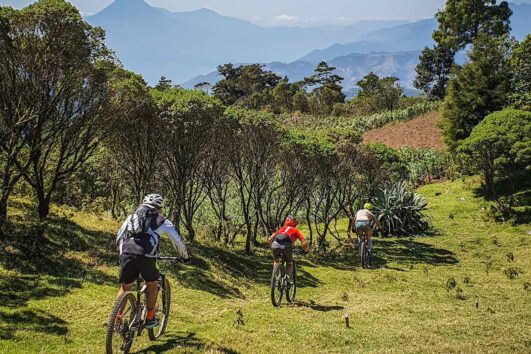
[459,109,531,198]
[372,182,430,236]
[398,148,450,184]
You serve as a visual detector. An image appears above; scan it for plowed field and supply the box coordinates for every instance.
[363,111,444,150]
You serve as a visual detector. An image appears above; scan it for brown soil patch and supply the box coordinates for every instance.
[363,111,445,150]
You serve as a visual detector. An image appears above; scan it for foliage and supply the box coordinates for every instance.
[507,35,531,110]
[372,182,430,236]
[0,0,115,221]
[459,109,531,198]
[414,45,454,99]
[415,0,512,100]
[398,147,450,184]
[440,33,511,150]
[355,72,403,112]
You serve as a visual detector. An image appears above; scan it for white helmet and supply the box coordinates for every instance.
[143,193,164,208]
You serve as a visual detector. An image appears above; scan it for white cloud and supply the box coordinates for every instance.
[274,14,299,22]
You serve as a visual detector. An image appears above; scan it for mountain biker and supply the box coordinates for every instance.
[349,203,382,253]
[267,215,309,285]
[115,193,190,329]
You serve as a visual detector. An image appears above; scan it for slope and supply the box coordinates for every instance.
[363,111,444,150]
[1,179,529,353]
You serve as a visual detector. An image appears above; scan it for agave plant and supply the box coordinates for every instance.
[372,181,430,236]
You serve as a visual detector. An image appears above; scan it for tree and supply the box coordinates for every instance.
[154,88,225,241]
[414,45,454,99]
[440,34,511,150]
[105,69,160,206]
[213,63,281,109]
[508,35,531,110]
[2,0,115,220]
[415,0,512,99]
[459,109,531,198]
[305,62,345,115]
[0,6,33,225]
[154,76,173,91]
[355,72,403,112]
[433,0,512,52]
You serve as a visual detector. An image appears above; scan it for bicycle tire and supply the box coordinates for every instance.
[148,277,171,340]
[286,261,297,303]
[360,239,367,269]
[270,261,284,307]
[105,292,137,354]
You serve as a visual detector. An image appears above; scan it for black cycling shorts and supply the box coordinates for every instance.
[272,243,293,262]
[119,253,160,284]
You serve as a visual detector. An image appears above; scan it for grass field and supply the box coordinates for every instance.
[0,178,529,353]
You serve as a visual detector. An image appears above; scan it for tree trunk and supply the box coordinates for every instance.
[38,195,51,220]
[0,194,8,227]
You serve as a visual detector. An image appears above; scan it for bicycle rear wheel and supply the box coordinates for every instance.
[286,261,297,303]
[148,276,171,340]
[105,292,136,354]
[359,239,367,269]
[270,261,284,307]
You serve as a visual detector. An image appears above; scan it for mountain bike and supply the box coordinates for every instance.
[270,248,301,307]
[357,228,371,269]
[105,256,181,354]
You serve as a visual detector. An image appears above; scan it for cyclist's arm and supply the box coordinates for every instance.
[295,229,309,252]
[369,213,382,230]
[156,219,190,260]
[267,232,277,246]
[116,215,130,244]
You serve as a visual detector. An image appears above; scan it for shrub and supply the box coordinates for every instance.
[459,109,531,198]
[372,182,430,236]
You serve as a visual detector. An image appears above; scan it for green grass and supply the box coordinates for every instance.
[1,178,530,353]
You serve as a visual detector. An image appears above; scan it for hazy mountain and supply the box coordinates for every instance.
[87,0,406,83]
[182,51,421,95]
[300,2,530,63]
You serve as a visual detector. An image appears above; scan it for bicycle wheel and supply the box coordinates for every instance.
[148,277,171,340]
[359,239,367,269]
[270,261,284,307]
[286,261,297,303]
[105,292,137,354]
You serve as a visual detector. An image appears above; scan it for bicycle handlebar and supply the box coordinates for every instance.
[157,256,183,262]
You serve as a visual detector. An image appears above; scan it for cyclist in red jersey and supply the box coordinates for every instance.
[267,216,309,284]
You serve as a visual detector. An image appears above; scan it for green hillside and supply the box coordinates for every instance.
[1,178,529,353]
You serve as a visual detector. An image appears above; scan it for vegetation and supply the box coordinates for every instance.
[1,180,529,353]
[459,109,531,198]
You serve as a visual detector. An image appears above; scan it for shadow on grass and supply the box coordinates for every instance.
[133,331,239,354]
[371,237,458,270]
[0,308,68,340]
[290,299,344,312]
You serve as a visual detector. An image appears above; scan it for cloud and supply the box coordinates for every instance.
[273,14,299,22]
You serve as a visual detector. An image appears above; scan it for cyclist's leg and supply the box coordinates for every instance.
[139,256,160,321]
[272,245,282,269]
[283,246,294,278]
[118,254,140,298]
[367,228,373,252]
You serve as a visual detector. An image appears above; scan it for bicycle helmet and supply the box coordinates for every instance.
[363,202,373,210]
[143,193,164,208]
[284,215,297,227]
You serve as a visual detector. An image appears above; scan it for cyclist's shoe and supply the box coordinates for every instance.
[144,315,159,329]
[286,276,294,288]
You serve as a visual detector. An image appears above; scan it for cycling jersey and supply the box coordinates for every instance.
[116,205,189,259]
[272,226,304,244]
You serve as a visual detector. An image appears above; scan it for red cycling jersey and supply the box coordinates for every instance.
[272,225,304,243]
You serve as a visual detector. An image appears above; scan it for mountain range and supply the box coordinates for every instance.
[87,0,531,90]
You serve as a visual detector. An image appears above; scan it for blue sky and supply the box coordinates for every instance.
[2,0,531,26]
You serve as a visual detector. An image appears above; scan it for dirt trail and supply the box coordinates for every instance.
[363,111,444,150]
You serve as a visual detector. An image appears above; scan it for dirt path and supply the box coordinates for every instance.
[363,111,445,150]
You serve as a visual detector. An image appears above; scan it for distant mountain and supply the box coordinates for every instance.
[182,51,421,96]
[87,0,406,83]
[300,2,530,64]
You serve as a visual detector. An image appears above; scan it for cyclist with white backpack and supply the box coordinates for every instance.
[115,194,190,328]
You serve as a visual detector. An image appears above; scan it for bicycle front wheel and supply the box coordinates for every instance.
[148,277,171,340]
[270,262,284,307]
[286,261,297,303]
[105,292,137,354]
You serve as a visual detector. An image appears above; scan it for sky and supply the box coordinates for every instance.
[2,0,531,26]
